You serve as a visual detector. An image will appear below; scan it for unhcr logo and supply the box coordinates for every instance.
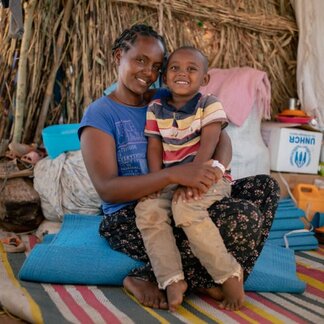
[290,146,311,168]
[289,135,316,145]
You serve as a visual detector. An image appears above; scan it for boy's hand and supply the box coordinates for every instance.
[139,191,161,202]
[172,187,187,203]
[173,186,203,203]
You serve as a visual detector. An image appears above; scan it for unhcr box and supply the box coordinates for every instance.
[263,123,322,174]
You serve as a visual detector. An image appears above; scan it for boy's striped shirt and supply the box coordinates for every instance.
[144,93,227,167]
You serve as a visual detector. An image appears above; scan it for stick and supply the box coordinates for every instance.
[33,0,74,144]
[12,0,37,143]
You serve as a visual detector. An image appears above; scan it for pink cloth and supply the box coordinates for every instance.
[200,67,271,126]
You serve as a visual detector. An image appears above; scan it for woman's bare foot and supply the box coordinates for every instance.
[195,286,224,301]
[166,280,188,312]
[219,271,245,311]
[123,276,168,309]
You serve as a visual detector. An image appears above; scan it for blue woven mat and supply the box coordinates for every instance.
[19,214,305,293]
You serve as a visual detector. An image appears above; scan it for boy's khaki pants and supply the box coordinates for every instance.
[135,178,241,289]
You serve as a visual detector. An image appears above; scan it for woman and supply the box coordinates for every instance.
[79,24,280,312]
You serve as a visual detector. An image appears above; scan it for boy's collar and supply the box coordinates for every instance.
[162,92,202,113]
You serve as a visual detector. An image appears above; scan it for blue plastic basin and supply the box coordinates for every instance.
[42,123,80,159]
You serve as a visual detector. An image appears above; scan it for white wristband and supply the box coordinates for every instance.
[212,160,226,174]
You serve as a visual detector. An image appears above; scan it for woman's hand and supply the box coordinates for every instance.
[167,160,218,193]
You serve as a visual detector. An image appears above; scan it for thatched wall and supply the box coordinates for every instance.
[0,0,298,145]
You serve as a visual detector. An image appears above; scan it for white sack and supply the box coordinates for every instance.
[227,103,270,179]
[34,150,101,221]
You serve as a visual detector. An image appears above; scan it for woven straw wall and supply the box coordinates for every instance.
[0,0,298,144]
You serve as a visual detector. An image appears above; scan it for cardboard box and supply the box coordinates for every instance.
[262,122,322,174]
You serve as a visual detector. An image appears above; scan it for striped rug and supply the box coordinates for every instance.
[1,236,323,324]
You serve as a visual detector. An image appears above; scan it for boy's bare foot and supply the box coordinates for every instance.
[166,280,188,312]
[123,276,168,309]
[195,286,223,301]
[219,271,245,311]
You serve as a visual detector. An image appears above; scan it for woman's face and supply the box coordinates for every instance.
[115,35,165,97]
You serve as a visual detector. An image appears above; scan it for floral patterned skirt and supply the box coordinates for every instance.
[99,175,280,289]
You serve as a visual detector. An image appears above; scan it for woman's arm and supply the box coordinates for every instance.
[147,137,163,173]
[80,127,218,203]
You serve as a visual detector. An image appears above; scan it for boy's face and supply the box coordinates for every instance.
[163,48,209,98]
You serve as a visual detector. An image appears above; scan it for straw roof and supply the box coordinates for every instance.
[0,0,298,144]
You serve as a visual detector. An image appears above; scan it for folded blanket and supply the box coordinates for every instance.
[19,214,305,293]
[277,197,296,206]
[269,229,311,239]
[271,218,305,231]
[269,198,318,250]
[268,233,318,250]
[200,67,271,126]
[275,207,305,219]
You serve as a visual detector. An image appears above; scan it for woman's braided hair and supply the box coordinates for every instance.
[112,24,168,69]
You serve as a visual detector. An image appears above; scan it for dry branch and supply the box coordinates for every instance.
[33,0,74,144]
[113,0,297,34]
[0,0,299,145]
[13,0,37,143]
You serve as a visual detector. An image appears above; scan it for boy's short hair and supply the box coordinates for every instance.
[167,46,209,72]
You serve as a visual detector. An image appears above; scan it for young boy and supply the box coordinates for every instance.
[135,46,244,311]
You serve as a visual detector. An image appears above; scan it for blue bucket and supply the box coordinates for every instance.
[42,123,80,159]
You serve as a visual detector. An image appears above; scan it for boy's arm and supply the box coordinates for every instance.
[147,136,164,173]
[194,123,232,185]
[213,129,232,169]
[194,95,232,168]
[184,122,223,200]
[174,124,232,203]
[193,122,222,164]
